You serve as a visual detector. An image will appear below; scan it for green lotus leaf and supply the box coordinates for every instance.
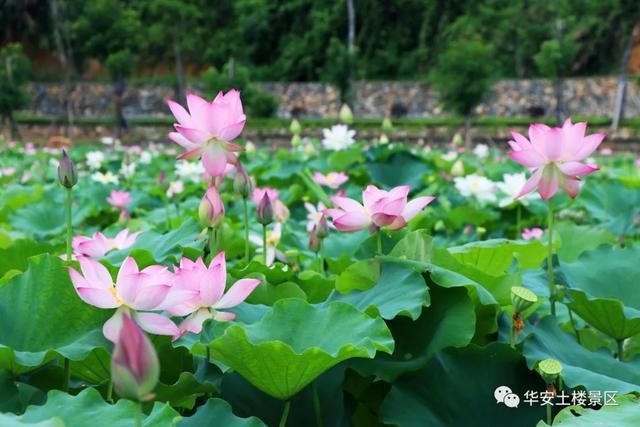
[448,238,548,274]
[539,395,640,426]
[381,343,546,426]
[178,398,265,427]
[568,290,640,340]
[0,254,111,372]
[7,388,179,427]
[204,299,394,399]
[335,259,380,293]
[523,317,640,394]
[366,151,430,188]
[0,239,55,278]
[390,229,433,263]
[555,222,614,262]
[577,180,640,236]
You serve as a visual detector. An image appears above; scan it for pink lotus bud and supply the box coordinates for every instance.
[111,314,159,402]
[308,225,322,253]
[199,185,225,229]
[256,194,274,225]
[316,215,329,238]
[233,162,253,199]
[57,150,78,188]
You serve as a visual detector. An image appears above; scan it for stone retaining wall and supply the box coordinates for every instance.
[23,77,640,119]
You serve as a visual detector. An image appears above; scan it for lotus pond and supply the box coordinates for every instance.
[0,107,639,426]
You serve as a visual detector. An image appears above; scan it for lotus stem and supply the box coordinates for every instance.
[546,403,552,425]
[106,380,113,403]
[63,357,70,392]
[263,224,268,265]
[376,232,382,255]
[547,200,556,317]
[65,188,72,262]
[617,339,625,361]
[243,198,250,263]
[312,381,323,427]
[567,308,581,345]
[279,400,291,427]
[209,227,216,259]
[516,204,522,240]
[134,401,142,427]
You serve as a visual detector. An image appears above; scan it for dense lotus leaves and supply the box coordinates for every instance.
[103,218,204,266]
[296,271,334,303]
[6,388,180,427]
[328,147,365,171]
[522,317,640,394]
[154,372,217,410]
[204,299,394,399]
[329,261,430,320]
[567,290,640,340]
[538,396,640,426]
[0,413,63,426]
[350,285,475,381]
[10,194,92,239]
[576,180,640,236]
[0,239,55,278]
[178,398,265,426]
[0,254,111,371]
[381,343,546,426]
[0,184,45,223]
[366,151,430,188]
[389,229,433,263]
[335,259,380,293]
[0,372,46,414]
[448,238,548,273]
[554,222,614,262]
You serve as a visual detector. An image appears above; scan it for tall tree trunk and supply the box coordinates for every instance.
[345,0,356,106]
[113,78,128,139]
[7,110,21,141]
[612,22,640,130]
[554,77,563,124]
[463,114,472,149]
[173,37,185,102]
[49,0,75,136]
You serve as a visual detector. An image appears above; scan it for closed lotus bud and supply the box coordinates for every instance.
[339,103,354,124]
[379,133,390,145]
[57,150,78,188]
[308,226,322,253]
[536,358,562,385]
[452,133,463,147]
[111,314,159,402]
[510,286,538,313]
[382,117,393,133]
[289,119,302,135]
[451,159,465,177]
[291,134,302,148]
[316,216,329,239]
[233,163,253,199]
[199,185,225,229]
[256,194,274,225]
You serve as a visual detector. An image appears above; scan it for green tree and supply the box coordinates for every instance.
[0,43,31,140]
[430,39,495,145]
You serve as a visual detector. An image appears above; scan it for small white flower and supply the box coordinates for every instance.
[304,202,327,232]
[321,125,356,151]
[100,136,115,145]
[496,173,538,207]
[454,173,497,204]
[120,162,137,179]
[91,171,120,185]
[249,223,284,266]
[473,144,489,159]
[175,161,205,184]
[166,181,184,198]
[86,151,106,170]
[139,151,153,164]
[442,151,458,162]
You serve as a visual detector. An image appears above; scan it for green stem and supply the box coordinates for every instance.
[617,339,625,361]
[279,401,291,427]
[63,357,70,392]
[262,224,268,265]
[106,380,113,403]
[165,199,171,230]
[318,253,325,275]
[509,319,515,349]
[243,198,250,263]
[567,308,581,345]
[547,200,556,317]
[134,401,142,427]
[547,403,552,425]
[516,203,522,240]
[66,188,72,261]
[312,381,323,427]
[206,346,211,364]
[209,227,216,259]
[376,232,382,255]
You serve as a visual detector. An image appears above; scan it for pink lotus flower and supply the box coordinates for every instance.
[68,257,193,342]
[312,172,349,189]
[167,91,246,177]
[325,185,435,231]
[507,119,605,200]
[111,313,159,402]
[107,190,132,209]
[252,187,289,223]
[167,252,261,338]
[522,227,544,240]
[73,229,141,258]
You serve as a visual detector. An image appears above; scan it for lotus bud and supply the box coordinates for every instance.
[452,133,463,147]
[510,286,538,313]
[382,117,393,133]
[289,119,302,135]
[57,150,78,188]
[316,215,329,239]
[339,103,354,124]
[379,133,390,145]
[308,226,322,253]
[536,358,562,385]
[233,163,253,199]
[451,159,465,177]
[199,185,225,229]
[111,314,159,402]
[291,134,302,148]
[256,194,274,225]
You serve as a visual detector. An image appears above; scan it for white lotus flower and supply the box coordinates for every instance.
[442,150,458,162]
[321,125,356,151]
[139,151,153,165]
[249,223,284,266]
[166,181,184,198]
[91,171,120,185]
[496,173,538,207]
[100,136,115,145]
[86,151,106,170]
[473,144,489,159]
[120,162,137,179]
[454,173,497,204]
[175,161,205,184]
[304,201,328,232]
